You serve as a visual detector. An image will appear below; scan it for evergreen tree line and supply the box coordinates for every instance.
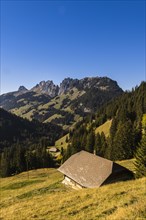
[0,82,145,177]
[64,82,146,164]
[135,115,146,178]
[0,108,64,177]
[0,108,64,150]
[0,139,54,177]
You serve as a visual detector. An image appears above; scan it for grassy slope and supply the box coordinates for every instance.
[117,159,136,174]
[47,134,69,151]
[142,114,146,125]
[142,114,146,134]
[54,119,112,151]
[44,114,63,123]
[11,88,85,125]
[55,134,69,150]
[95,119,112,137]
[0,160,145,220]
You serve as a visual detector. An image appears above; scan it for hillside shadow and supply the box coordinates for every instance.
[101,162,134,186]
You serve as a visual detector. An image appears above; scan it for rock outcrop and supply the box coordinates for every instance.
[31,80,59,98]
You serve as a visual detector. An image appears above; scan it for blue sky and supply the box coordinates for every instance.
[1,0,145,94]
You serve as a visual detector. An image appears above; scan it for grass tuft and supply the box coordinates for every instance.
[1,180,44,190]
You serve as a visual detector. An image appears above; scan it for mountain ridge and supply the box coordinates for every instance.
[0,76,123,129]
[1,76,123,96]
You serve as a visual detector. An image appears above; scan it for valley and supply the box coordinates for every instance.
[1,1,145,219]
[0,81,146,179]
[0,79,145,220]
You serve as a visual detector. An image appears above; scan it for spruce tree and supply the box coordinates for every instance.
[135,127,146,178]
[94,133,101,155]
[112,120,134,160]
[0,148,10,177]
[85,130,95,153]
[100,132,107,157]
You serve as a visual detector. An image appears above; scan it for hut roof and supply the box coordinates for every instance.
[58,150,115,188]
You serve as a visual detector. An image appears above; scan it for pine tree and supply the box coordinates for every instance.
[85,130,95,153]
[0,148,11,177]
[105,137,112,159]
[112,120,134,160]
[81,133,87,150]
[110,117,118,140]
[100,132,107,157]
[15,143,26,173]
[135,126,146,178]
[94,133,101,155]
[64,144,72,161]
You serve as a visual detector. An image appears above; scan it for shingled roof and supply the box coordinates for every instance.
[58,150,132,188]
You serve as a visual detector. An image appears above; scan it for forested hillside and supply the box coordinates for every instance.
[0,82,145,177]
[64,82,146,162]
[0,108,64,177]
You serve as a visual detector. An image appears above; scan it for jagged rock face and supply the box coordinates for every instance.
[79,77,121,91]
[31,80,59,98]
[58,76,122,94]
[2,86,28,97]
[1,76,122,98]
[18,86,28,92]
[58,78,79,95]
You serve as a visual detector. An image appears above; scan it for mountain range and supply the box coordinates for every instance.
[0,79,145,178]
[0,76,123,130]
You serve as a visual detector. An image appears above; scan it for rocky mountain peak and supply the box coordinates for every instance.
[59,78,79,95]
[32,76,122,96]
[18,86,28,92]
[78,76,122,92]
[31,80,59,98]
[1,75,122,100]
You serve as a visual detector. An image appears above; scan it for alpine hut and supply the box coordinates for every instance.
[58,150,133,189]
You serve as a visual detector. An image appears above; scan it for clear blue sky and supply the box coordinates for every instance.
[1,0,145,94]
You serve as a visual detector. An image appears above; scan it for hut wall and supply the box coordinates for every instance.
[62,176,83,189]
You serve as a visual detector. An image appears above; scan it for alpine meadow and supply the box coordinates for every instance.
[0,1,146,220]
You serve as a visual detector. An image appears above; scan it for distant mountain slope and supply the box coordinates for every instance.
[0,108,63,150]
[0,76,123,129]
[0,108,65,177]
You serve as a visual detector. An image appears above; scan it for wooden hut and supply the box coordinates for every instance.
[58,150,133,189]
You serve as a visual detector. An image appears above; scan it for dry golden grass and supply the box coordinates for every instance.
[0,161,146,220]
[116,159,136,173]
[44,114,63,123]
[55,134,69,150]
[11,105,37,121]
[142,114,146,125]
[95,120,112,137]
